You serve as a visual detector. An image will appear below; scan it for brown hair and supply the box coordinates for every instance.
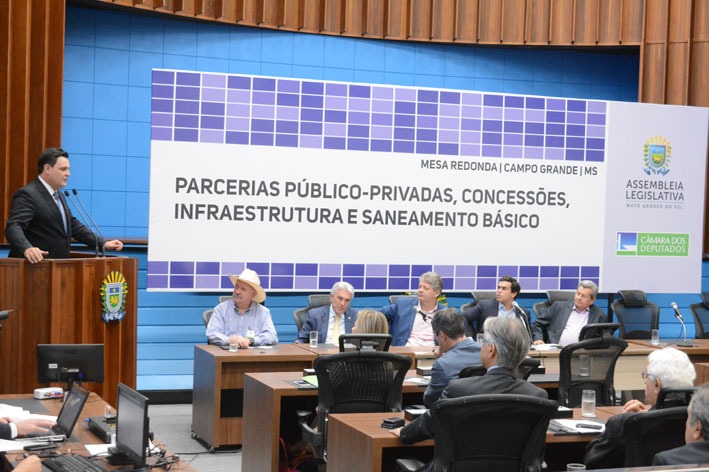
[354,310,389,334]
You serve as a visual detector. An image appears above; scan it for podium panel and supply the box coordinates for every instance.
[0,255,137,405]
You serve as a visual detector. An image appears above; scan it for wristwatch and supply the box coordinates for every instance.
[248,337,255,346]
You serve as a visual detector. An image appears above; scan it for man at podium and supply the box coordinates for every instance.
[5,147,123,262]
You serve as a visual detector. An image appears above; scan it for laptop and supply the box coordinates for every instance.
[27,384,90,439]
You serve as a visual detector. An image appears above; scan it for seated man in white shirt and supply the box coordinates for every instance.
[532,280,607,346]
[206,268,278,347]
[295,282,357,344]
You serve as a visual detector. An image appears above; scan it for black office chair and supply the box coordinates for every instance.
[460,291,497,337]
[396,394,559,472]
[292,294,331,333]
[458,364,487,378]
[338,334,392,352]
[611,290,659,339]
[579,322,620,340]
[532,291,577,342]
[656,387,696,409]
[689,293,709,339]
[624,406,688,467]
[558,335,627,408]
[299,351,411,462]
[515,357,541,380]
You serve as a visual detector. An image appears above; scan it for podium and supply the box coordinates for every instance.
[0,254,137,405]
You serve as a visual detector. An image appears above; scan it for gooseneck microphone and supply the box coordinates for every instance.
[512,301,532,345]
[64,190,104,257]
[670,302,693,347]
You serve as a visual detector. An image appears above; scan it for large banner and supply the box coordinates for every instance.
[147,69,708,293]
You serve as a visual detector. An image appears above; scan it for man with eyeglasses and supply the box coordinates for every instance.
[653,382,709,465]
[392,315,546,444]
[585,347,696,469]
[532,280,606,346]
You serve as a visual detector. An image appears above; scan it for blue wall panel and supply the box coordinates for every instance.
[58,5,650,390]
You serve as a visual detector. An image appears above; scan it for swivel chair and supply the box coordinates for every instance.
[656,387,696,409]
[624,406,688,466]
[611,290,659,339]
[532,291,577,343]
[558,335,627,407]
[292,294,331,333]
[299,351,411,462]
[396,394,559,472]
[689,293,709,338]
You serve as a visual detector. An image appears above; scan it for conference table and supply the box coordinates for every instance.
[627,339,709,364]
[0,392,195,472]
[325,406,625,472]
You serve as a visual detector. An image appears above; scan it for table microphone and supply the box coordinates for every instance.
[512,301,532,343]
[670,302,693,347]
[64,189,105,257]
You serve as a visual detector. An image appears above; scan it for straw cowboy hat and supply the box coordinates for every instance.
[228,268,267,303]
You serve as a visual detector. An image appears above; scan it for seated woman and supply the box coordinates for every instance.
[353,309,389,334]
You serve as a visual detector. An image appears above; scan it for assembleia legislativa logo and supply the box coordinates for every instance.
[643,135,671,176]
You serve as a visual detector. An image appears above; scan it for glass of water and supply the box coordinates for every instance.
[581,389,596,417]
[309,331,318,348]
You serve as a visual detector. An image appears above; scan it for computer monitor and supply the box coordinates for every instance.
[338,334,392,352]
[113,383,150,469]
[37,344,104,392]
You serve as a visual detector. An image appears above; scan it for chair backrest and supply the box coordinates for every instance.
[429,394,559,472]
[558,335,628,407]
[458,364,487,378]
[389,295,416,305]
[202,309,213,328]
[656,387,696,409]
[533,291,576,340]
[515,357,541,380]
[292,294,332,333]
[338,334,392,352]
[623,406,688,467]
[690,293,709,339]
[611,290,659,339]
[579,323,620,340]
[218,295,231,303]
[471,291,496,303]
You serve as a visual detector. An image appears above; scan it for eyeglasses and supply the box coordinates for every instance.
[641,370,656,380]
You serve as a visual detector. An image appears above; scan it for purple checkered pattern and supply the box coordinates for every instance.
[149,69,606,291]
[151,70,607,162]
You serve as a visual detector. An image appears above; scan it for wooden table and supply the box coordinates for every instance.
[191,344,316,449]
[0,392,195,471]
[294,343,437,368]
[326,407,623,472]
[529,342,656,391]
[627,339,709,364]
[241,370,429,472]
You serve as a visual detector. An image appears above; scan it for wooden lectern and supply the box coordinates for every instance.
[0,254,137,405]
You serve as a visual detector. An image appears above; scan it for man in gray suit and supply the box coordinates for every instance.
[393,315,547,443]
[532,280,607,346]
[423,308,481,407]
[295,282,357,344]
[653,383,709,465]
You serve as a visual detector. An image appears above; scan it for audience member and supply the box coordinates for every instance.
[423,308,481,407]
[532,280,606,345]
[585,347,696,469]
[380,272,446,346]
[393,316,547,443]
[206,268,278,347]
[353,309,389,334]
[462,276,532,341]
[653,383,709,465]
[296,282,357,344]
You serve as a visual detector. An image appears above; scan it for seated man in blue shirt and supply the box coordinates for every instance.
[295,282,357,344]
[206,268,278,347]
[653,382,709,465]
[424,308,481,407]
[461,276,532,341]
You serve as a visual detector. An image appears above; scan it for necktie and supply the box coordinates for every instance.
[332,314,341,342]
[53,191,67,233]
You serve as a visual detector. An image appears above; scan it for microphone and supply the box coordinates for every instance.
[670,302,693,347]
[512,301,532,345]
[64,190,103,257]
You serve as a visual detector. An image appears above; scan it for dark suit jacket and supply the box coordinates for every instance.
[462,299,533,341]
[584,410,639,469]
[653,440,709,465]
[5,178,101,258]
[0,423,10,440]
[532,300,607,344]
[380,297,446,346]
[423,337,481,407]
[295,304,357,343]
[400,366,548,443]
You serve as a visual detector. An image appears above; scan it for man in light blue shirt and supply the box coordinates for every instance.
[206,268,278,347]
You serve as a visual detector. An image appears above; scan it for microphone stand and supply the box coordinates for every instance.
[675,314,693,347]
[64,190,99,257]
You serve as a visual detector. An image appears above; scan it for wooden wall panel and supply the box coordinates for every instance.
[1,0,65,244]
[621,0,645,43]
[477,0,503,43]
[454,0,479,42]
[573,0,600,45]
[501,0,526,44]
[549,0,574,44]
[431,0,455,42]
[410,0,432,41]
[525,0,551,44]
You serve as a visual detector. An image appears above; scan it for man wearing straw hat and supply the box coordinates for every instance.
[206,268,278,348]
